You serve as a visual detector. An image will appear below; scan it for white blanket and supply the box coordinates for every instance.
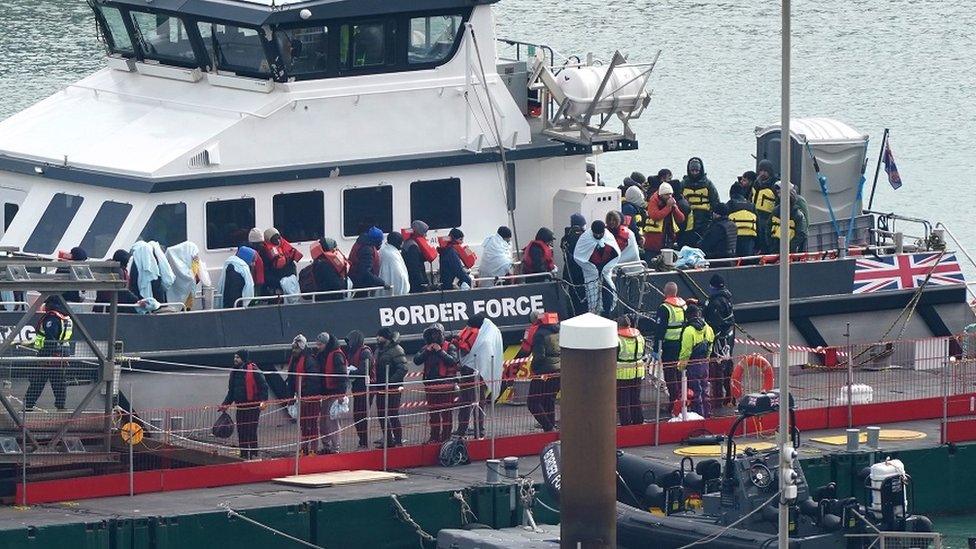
[218,255,255,308]
[572,230,621,314]
[460,318,505,398]
[477,233,513,287]
[379,242,410,296]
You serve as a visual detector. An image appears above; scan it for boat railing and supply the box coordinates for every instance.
[937,222,976,270]
[233,286,385,308]
[471,271,553,284]
[867,209,933,247]
[0,301,187,313]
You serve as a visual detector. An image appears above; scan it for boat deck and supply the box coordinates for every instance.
[0,418,944,531]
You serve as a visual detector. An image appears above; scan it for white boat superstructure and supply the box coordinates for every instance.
[0,0,651,269]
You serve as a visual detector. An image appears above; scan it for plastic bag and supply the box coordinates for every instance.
[280,274,301,304]
[211,411,235,439]
[674,246,707,269]
[329,396,350,420]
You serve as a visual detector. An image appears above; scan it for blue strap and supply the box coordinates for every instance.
[843,138,870,248]
[803,140,842,240]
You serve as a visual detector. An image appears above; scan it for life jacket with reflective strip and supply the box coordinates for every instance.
[662,296,686,341]
[643,213,679,234]
[683,186,712,211]
[33,310,72,350]
[754,187,777,214]
[616,327,646,379]
[771,214,796,240]
[521,240,555,273]
[729,209,758,237]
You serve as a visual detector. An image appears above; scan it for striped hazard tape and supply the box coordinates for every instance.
[734,338,849,357]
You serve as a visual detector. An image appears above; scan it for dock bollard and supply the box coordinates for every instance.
[866,426,881,449]
[559,313,618,549]
[486,459,501,483]
[502,456,519,479]
[846,428,860,452]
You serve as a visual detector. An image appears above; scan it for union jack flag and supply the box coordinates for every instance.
[853,252,965,294]
[884,141,902,190]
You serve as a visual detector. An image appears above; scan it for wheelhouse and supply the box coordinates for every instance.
[89,0,490,82]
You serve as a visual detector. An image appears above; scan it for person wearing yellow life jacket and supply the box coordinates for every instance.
[616,315,647,426]
[753,159,779,253]
[651,282,687,405]
[728,171,757,204]
[769,182,809,254]
[678,157,720,248]
[727,193,758,257]
[24,296,73,411]
[678,303,715,418]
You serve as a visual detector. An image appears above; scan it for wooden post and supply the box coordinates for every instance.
[559,313,618,549]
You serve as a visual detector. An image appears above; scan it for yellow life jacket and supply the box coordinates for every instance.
[616,328,646,379]
[728,209,758,237]
[642,214,679,234]
[771,214,796,240]
[754,187,777,214]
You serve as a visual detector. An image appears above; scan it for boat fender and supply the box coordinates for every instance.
[695,459,722,482]
[730,354,775,399]
[820,513,843,532]
[812,482,837,501]
[682,472,705,494]
[799,497,820,518]
[686,434,724,446]
[643,484,665,509]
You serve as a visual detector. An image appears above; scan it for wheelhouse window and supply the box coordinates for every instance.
[410,179,460,231]
[99,6,134,55]
[409,15,461,65]
[273,191,324,242]
[129,11,198,66]
[339,22,387,70]
[80,201,132,258]
[276,26,328,77]
[4,203,18,232]
[343,186,393,237]
[206,198,255,249]
[198,23,270,77]
[24,194,84,254]
[139,202,187,247]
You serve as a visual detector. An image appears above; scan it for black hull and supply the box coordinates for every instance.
[0,256,968,366]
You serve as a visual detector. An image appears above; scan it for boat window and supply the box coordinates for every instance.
[339,22,386,70]
[408,15,461,65]
[129,11,198,66]
[4,203,18,232]
[206,198,255,250]
[343,186,393,237]
[24,194,84,254]
[99,6,135,55]
[79,201,133,258]
[198,22,270,77]
[410,178,460,231]
[139,202,187,247]
[275,26,328,77]
[273,191,324,243]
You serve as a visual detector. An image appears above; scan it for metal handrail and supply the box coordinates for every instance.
[936,222,976,269]
[866,209,932,244]
[87,301,187,312]
[233,286,385,307]
[471,272,552,283]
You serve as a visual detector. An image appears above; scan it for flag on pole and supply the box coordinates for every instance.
[883,140,902,190]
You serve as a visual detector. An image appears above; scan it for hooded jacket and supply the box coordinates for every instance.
[680,157,720,232]
[311,336,348,395]
[437,239,472,290]
[350,231,386,289]
[374,332,408,387]
[704,287,735,337]
[402,221,432,293]
[311,238,349,300]
[414,325,460,383]
[287,347,324,397]
[698,212,738,259]
[678,317,715,365]
[344,331,374,389]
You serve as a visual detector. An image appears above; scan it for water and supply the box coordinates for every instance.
[935,514,975,549]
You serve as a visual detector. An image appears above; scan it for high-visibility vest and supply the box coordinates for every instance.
[754,187,777,214]
[643,214,679,234]
[729,209,758,237]
[663,301,686,341]
[616,328,646,379]
[33,311,72,350]
[771,214,796,240]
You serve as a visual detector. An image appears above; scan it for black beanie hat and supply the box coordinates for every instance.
[497,226,513,239]
[449,228,464,240]
[387,231,404,248]
[710,274,725,288]
[630,171,647,184]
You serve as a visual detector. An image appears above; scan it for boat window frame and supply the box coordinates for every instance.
[196,20,278,80]
[341,185,394,238]
[272,24,331,80]
[406,13,464,67]
[205,197,257,251]
[139,202,188,248]
[23,193,85,255]
[272,190,325,243]
[409,178,461,231]
[127,9,205,70]
[92,3,137,57]
[79,200,134,259]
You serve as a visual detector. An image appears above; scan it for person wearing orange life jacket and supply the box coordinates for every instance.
[414,323,460,444]
[521,227,558,280]
[220,349,269,459]
[286,335,323,455]
[312,332,348,454]
[438,228,474,290]
[455,313,487,438]
[402,220,436,293]
[527,312,560,432]
[344,330,374,449]
[652,281,687,405]
[259,228,303,296]
[616,315,647,426]
[606,211,641,264]
[309,238,349,301]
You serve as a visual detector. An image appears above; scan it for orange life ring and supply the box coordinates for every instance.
[730,354,775,399]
